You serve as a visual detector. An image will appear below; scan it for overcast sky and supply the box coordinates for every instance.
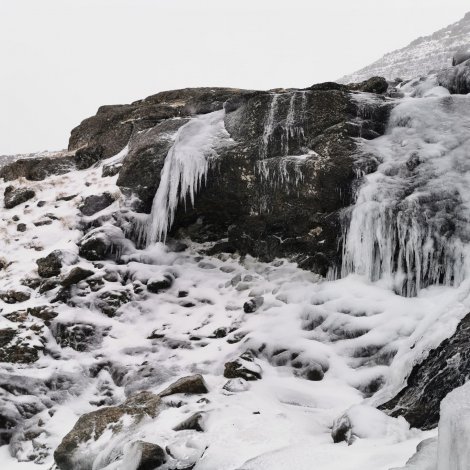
[1,0,469,155]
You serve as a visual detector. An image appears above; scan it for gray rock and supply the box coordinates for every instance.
[52,322,98,352]
[243,296,264,313]
[131,441,166,470]
[4,186,35,209]
[380,312,470,429]
[173,412,206,432]
[159,374,209,397]
[54,391,161,470]
[79,192,115,216]
[0,153,75,182]
[37,251,62,278]
[60,267,94,287]
[0,290,30,304]
[331,414,353,444]
[147,274,174,294]
[16,223,26,232]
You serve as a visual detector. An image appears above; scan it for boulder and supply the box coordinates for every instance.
[380,312,470,429]
[438,61,470,94]
[224,352,262,381]
[52,322,98,352]
[60,267,94,287]
[0,328,42,364]
[0,152,75,182]
[243,296,264,313]
[54,391,161,470]
[4,186,35,209]
[129,441,166,470]
[78,225,133,261]
[96,289,131,317]
[173,412,206,432]
[74,145,104,170]
[79,192,116,216]
[158,374,209,397]
[37,251,62,278]
[147,274,174,294]
[347,76,389,94]
[0,290,30,304]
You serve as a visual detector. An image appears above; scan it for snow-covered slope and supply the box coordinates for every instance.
[339,12,470,83]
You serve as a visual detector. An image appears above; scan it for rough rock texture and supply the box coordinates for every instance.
[66,85,391,274]
[79,192,116,216]
[0,152,75,182]
[60,267,94,287]
[437,60,470,94]
[380,312,470,429]
[158,374,209,397]
[36,251,62,278]
[54,391,161,470]
[132,441,166,470]
[4,186,35,209]
[69,88,250,162]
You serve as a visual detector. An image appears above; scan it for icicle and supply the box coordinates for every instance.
[341,91,470,296]
[145,110,229,245]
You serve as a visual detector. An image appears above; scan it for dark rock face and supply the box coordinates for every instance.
[173,412,205,432]
[0,153,75,182]
[52,322,98,352]
[54,391,161,470]
[159,374,209,397]
[147,274,174,294]
[60,267,94,287]
[74,145,104,170]
[0,328,41,363]
[79,192,115,216]
[243,297,264,313]
[347,76,389,94]
[438,60,470,94]
[78,226,133,261]
[4,186,35,209]
[224,352,262,381]
[133,441,166,470]
[69,85,390,274]
[379,313,470,429]
[69,88,250,162]
[37,251,62,278]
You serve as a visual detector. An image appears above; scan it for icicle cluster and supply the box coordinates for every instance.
[145,110,229,245]
[342,91,470,296]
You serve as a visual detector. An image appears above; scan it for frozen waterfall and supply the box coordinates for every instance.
[341,89,470,296]
[145,110,229,245]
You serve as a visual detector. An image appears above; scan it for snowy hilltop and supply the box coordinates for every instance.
[2,50,470,470]
[339,11,470,83]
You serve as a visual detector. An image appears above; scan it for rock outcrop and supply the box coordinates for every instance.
[380,312,470,429]
[69,85,390,274]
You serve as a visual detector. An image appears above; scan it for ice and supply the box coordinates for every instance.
[341,91,470,296]
[145,110,230,245]
[437,382,470,470]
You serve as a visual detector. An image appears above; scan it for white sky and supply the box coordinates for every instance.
[1,0,469,155]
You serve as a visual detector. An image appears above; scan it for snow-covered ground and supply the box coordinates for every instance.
[4,78,470,469]
[1,148,467,470]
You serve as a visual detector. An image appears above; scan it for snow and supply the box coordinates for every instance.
[2,83,470,469]
[342,88,470,296]
[437,382,470,470]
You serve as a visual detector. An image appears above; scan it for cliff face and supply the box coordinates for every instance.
[339,12,470,83]
[66,81,390,275]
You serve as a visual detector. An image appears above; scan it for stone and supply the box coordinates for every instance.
[60,267,94,287]
[131,441,166,470]
[37,251,62,278]
[27,306,58,322]
[0,328,41,364]
[96,289,131,317]
[147,274,174,294]
[0,290,31,304]
[224,353,262,381]
[74,144,104,170]
[79,192,115,216]
[223,378,250,392]
[347,76,389,94]
[54,391,161,470]
[331,413,353,444]
[0,152,75,182]
[52,322,98,352]
[158,374,209,397]
[243,296,264,313]
[78,225,132,261]
[379,312,470,430]
[4,186,35,209]
[173,412,205,432]
[438,61,470,94]
[16,223,26,232]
